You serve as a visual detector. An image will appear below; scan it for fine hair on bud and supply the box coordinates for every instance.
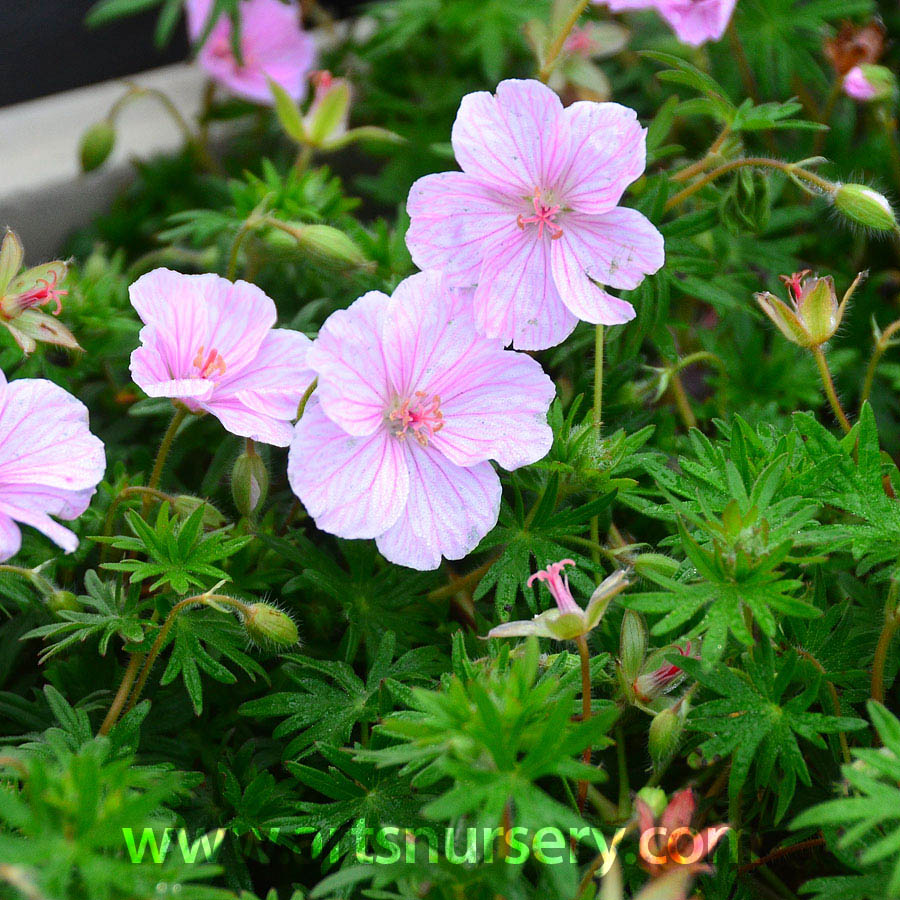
[242,601,299,648]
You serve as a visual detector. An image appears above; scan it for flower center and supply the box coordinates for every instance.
[517,187,564,240]
[388,391,444,446]
[14,273,67,316]
[192,345,227,380]
[780,269,811,305]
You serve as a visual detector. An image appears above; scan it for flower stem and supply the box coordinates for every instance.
[296,377,318,419]
[0,564,56,598]
[575,634,592,814]
[872,582,900,706]
[101,486,171,562]
[812,347,851,433]
[664,157,835,212]
[615,722,630,818]
[861,319,900,405]
[144,406,189,516]
[99,652,142,735]
[590,324,604,577]
[669,368,697,430]
[538,0,592,83]
[726,22,761,106]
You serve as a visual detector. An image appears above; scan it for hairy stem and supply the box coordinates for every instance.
[812,348,851,433]
[575,634,592,814]
[144,406,189,516]
[0,564,56,598]
[727,23,761,106]
[872,582,900,706]
[99,652,143,736]
[538,0,592,83]
[101,487,171,563]
[861,319,900,406]
[669,368,697,430]
[615,723,630,818]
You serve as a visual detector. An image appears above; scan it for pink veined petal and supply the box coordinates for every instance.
[550,208,664,325]
[405,172,519,285]
[375,448,501,570]
[474,229,578,351]
[557,103,648,214]
[287,399,409,539]
[0,500,79,555]
[184,0,214,39]
[201,396,296,447]
[0,379,106,493]
[129,269,216,381]
[130,341,214,403]
[452,80,569,195]
[8,485,97,521]
[656,0,735,45]
[0,514,21,562]
[307,290,392,436]
[213,329,315,421]
[427,341,556,470]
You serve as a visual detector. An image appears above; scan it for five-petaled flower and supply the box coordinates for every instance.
[0,229,80,355]
[406,79,664,350]
[287,271,555,570]
[598,0,736,47]
[0,371,105,561]
[487,558,630,640]
[185,0,316,105]
[129,268,315,446]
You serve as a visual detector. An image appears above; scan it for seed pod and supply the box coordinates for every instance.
[243,603,298,647]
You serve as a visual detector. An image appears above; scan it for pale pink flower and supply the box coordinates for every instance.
[129,268,315,447]
[600,0,736,46]
[842,64,895,102]
[287,271,555,570]
[0,372,105,561]
[406,79,664,350]
[185,0,316,105]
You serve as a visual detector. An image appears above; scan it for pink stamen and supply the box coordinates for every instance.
[517,187,564,240]
[192,345,227,379]
[389,391,444,447]
[780,270,811,305]
[15,272,67,316]
[528,559,581,614]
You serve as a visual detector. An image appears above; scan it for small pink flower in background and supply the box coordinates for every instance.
[185,0,316,105]
[129,268,315,447]
[287,271,555,570]
[600,0,736,47]
[406,79,664,350]
[843,64,896,103]
[843,66,878,100]
[0,372,105,561]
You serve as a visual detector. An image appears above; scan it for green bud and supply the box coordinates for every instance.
[635,786,668,819]
[273,222,370,269]
[619,610,647,685]
[79,121,116,173]
[648,704,687,773]
[47,590,81,614]
[632,553,680,580]
[833,183,897,232]
[173,495,227,529]
[243,603,298,647]
[232,448,269,517]
[857,64,897,104]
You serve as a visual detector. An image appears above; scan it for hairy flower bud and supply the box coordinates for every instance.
[648,704,687,773]
[619,610,648,685]
[173,495,227,529]
[47,590,82,614]
[833,184,897,232]
[243,602,298,647]
[232,446,269,517]
[79,121,117,172]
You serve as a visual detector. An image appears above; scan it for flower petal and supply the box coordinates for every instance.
[558,102,648,214]
[474,229,578,350]
[452,79,568,195]
[375,448,500,570]
[0,500,79,554]
[307,290,392,436]
[550,208,664,325]
[406,172,518,285]
[288,399,408,539]
[0,514,21,562]
[201,397,295,446]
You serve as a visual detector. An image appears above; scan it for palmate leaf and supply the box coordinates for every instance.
[685,643,866,822]
[793,702,900,898]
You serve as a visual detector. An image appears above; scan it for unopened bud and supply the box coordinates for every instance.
[632,553,680,580]
[47,590,81,614]
[619,610,647,685]
[305,71,351,146]
[79,121,116,172]
[173,495,226,529]
[635,786,668,820]
[275,222,370,269]
[648,703,687,773]
[243,602,298,647]
[844,64,896,103]
[833,184,897,232]
[232,447,268,517]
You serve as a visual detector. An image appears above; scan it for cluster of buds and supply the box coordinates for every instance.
[0,230,79,354]
[755,269,866,349]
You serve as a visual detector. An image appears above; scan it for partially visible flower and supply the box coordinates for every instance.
[598,0,736,47]
[129,268,315,446]
[185,0,316,105]
[287,271,555,571]
[635,787,730,879]
[633,641,693,703]
[487,559,630,640]
[0,230,79,354]
[302,70,351,145]
[0,371,105,561]
[843,64,896,103]
[755,270,865,348]
[825,20,885,77]
[406,79,664,350]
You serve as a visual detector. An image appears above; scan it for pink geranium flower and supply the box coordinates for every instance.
[185,0,316,105]
[600,0,736,46]
[0,372,105,561]
[287,271,555,570]
[406,79,664,350]
[129,268,315,447]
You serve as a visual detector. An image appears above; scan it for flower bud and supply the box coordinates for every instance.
[635,786,668,820]
[232,447,268,517]
[833,184,897,232]
[270,222,370,269]
[648,704,687,773]
[619,610,647,685]
[173,495,227,529]
[844,64,896,104]
[47,590,81,614]
[79,121,117,172]
[243,603,298,647]
[632,553,680,580]
[305,71,351,147]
